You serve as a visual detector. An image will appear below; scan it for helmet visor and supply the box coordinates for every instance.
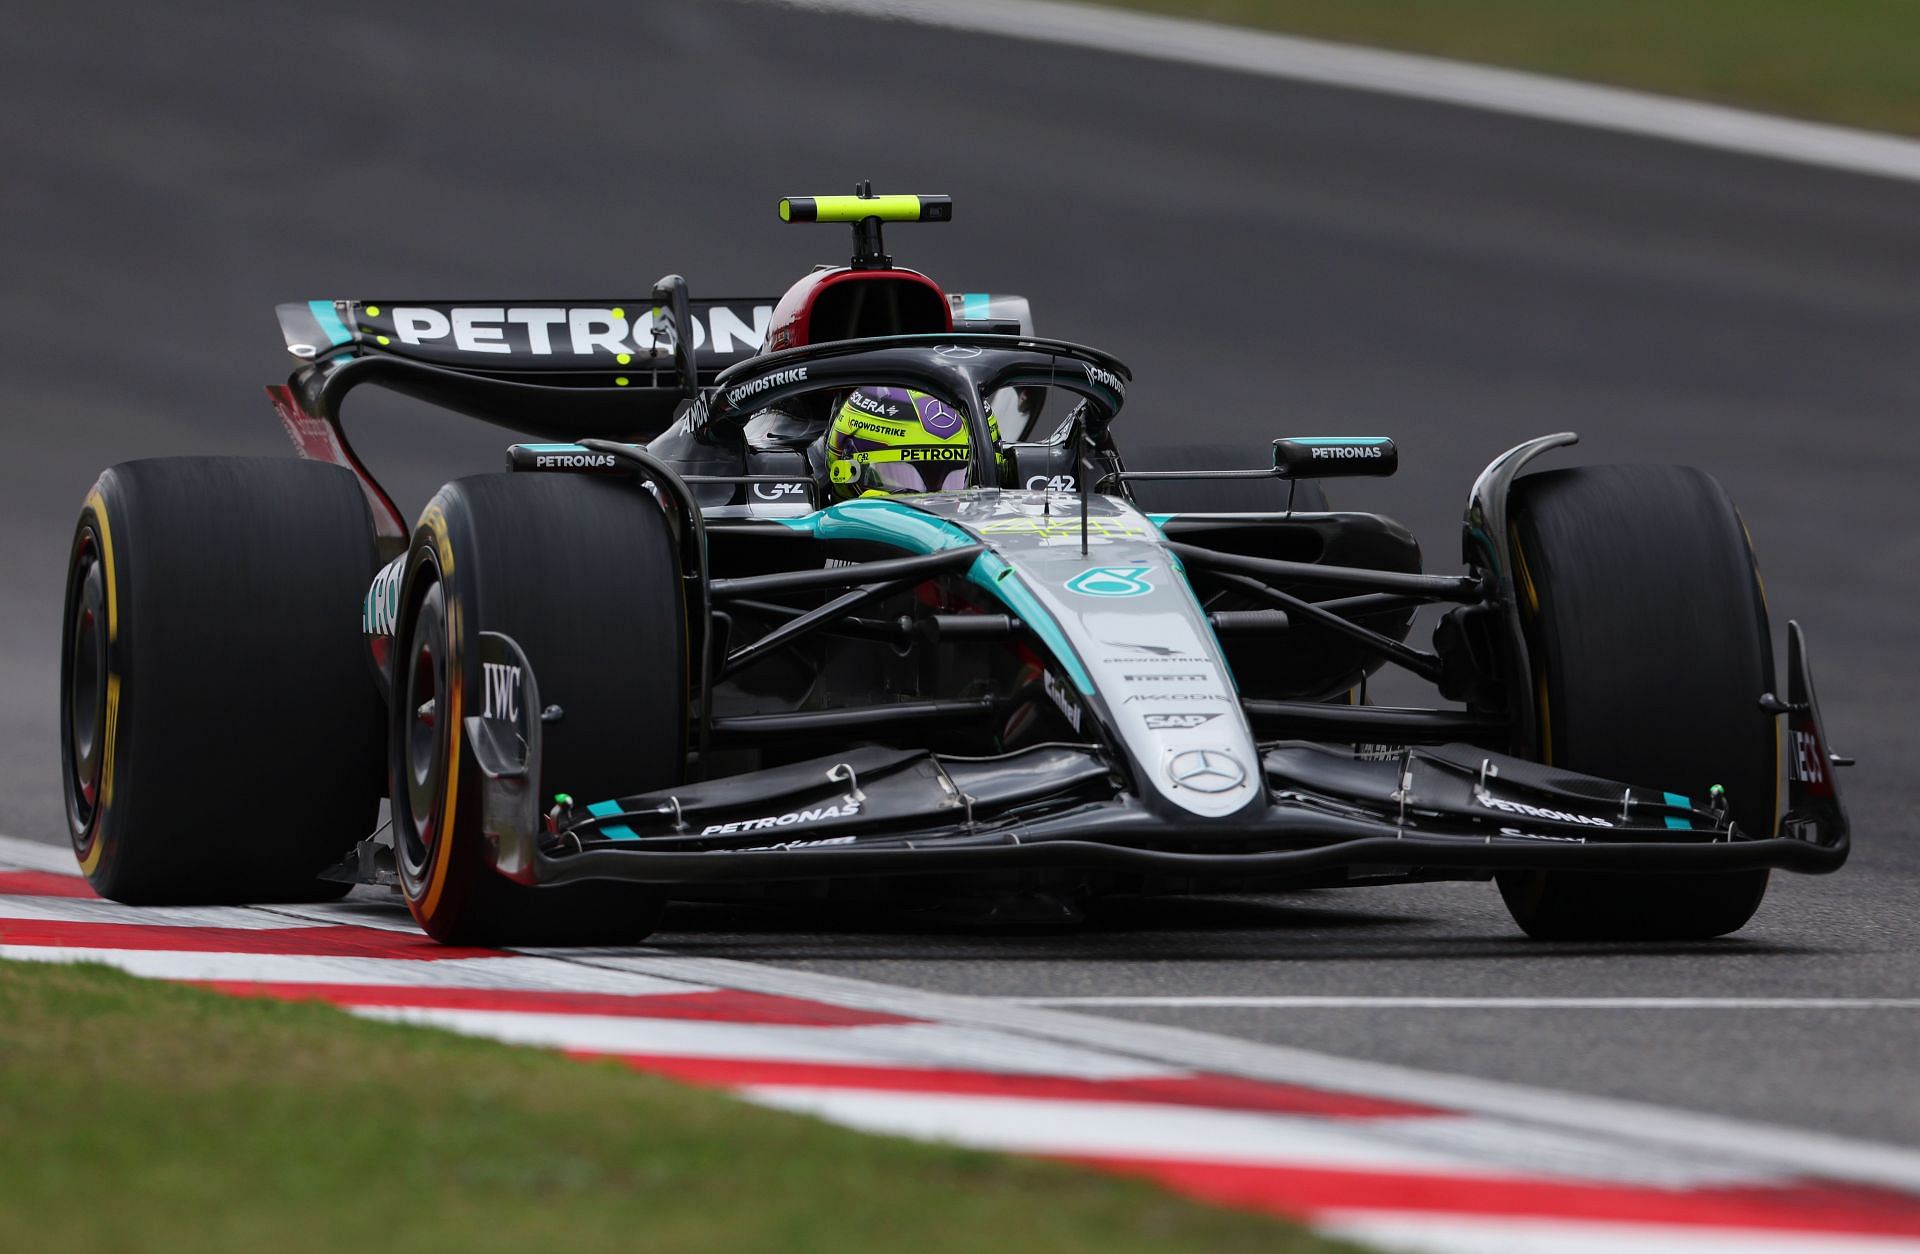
[837,456,970,495]
[867,461,970,494]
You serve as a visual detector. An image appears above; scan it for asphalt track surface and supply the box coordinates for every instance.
[5,0,1918,1155]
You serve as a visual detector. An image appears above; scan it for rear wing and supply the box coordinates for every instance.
[276,292,1032,385]
[276,292,770,386]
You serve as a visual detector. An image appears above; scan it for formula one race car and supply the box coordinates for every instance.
[60,190,1851,945]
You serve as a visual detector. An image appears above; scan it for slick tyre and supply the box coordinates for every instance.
[1496,465,1776,941]
[392,473,685,945]
[61,458,384,903]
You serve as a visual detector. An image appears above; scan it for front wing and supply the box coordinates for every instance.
[466,624,1849,890]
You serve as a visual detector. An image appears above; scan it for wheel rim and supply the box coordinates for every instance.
[396,579,448,884]
[62,532,109,841]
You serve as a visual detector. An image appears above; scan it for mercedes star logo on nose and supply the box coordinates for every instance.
[934,344,983,358]
[1167,749,1246,794]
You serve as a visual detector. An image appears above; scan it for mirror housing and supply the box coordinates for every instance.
[1273,436,1398,479]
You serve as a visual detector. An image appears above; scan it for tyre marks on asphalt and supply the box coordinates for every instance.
[5,836,1920,1253]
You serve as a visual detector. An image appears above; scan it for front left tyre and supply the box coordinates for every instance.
[390,473,688,945]
[61,458,385,902]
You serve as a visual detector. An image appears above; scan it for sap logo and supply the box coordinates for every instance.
[1081,361,1128,398]
[701,802,862,837]
[385,304,773,356]
[481,662,521,723]
[1025,474,1076,492]
[725,366,810,408]
[1143,712,1219,730]
[753,481,809,502]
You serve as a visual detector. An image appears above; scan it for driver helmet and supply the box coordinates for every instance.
[824,387,999,500]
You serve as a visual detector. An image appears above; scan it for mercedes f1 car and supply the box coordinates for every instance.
[60,190,1851,944]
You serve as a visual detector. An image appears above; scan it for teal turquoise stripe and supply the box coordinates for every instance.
[587,799,639,842]
[968,553,1093,694]
[777,500,1095,694]
[1663,791,1694,830]
[1666,816,1694,830]
[521,443,593,453]
[962,292,991,321]
[1290,437,1392,446]
[308,300,352,346]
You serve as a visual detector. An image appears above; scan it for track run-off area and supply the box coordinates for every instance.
[8,834,1920,1252]
[4,1,1919,1250]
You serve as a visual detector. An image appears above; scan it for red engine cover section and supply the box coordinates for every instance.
[767,267,952,351]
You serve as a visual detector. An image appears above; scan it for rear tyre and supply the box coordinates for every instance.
[1124,443,1329,514]
[61,458,384,903]
[392,473,685,945]
[1496,465,1776,940]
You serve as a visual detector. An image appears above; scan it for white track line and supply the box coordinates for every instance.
[765,0,1920,185]
[0,837,86,873]
[1321,1215,1920,1254]
[349,1006,1176,1078]
[744,1089,1771,1188]
[1000,996,1920,1010]
[0,894,326,929]
[0,944,704,992]
[571,950,1920,1196]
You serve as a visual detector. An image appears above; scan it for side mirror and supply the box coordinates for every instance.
[1273,436,1398,479]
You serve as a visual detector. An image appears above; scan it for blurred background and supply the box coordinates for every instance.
[6,0,1920,1158]
[9,0,1916,845]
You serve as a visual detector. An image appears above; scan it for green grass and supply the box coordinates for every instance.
[0,960,1360,1254]
[1090,0,1920,136]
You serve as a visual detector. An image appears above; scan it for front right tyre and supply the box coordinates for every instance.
[1495,464,1778,941]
